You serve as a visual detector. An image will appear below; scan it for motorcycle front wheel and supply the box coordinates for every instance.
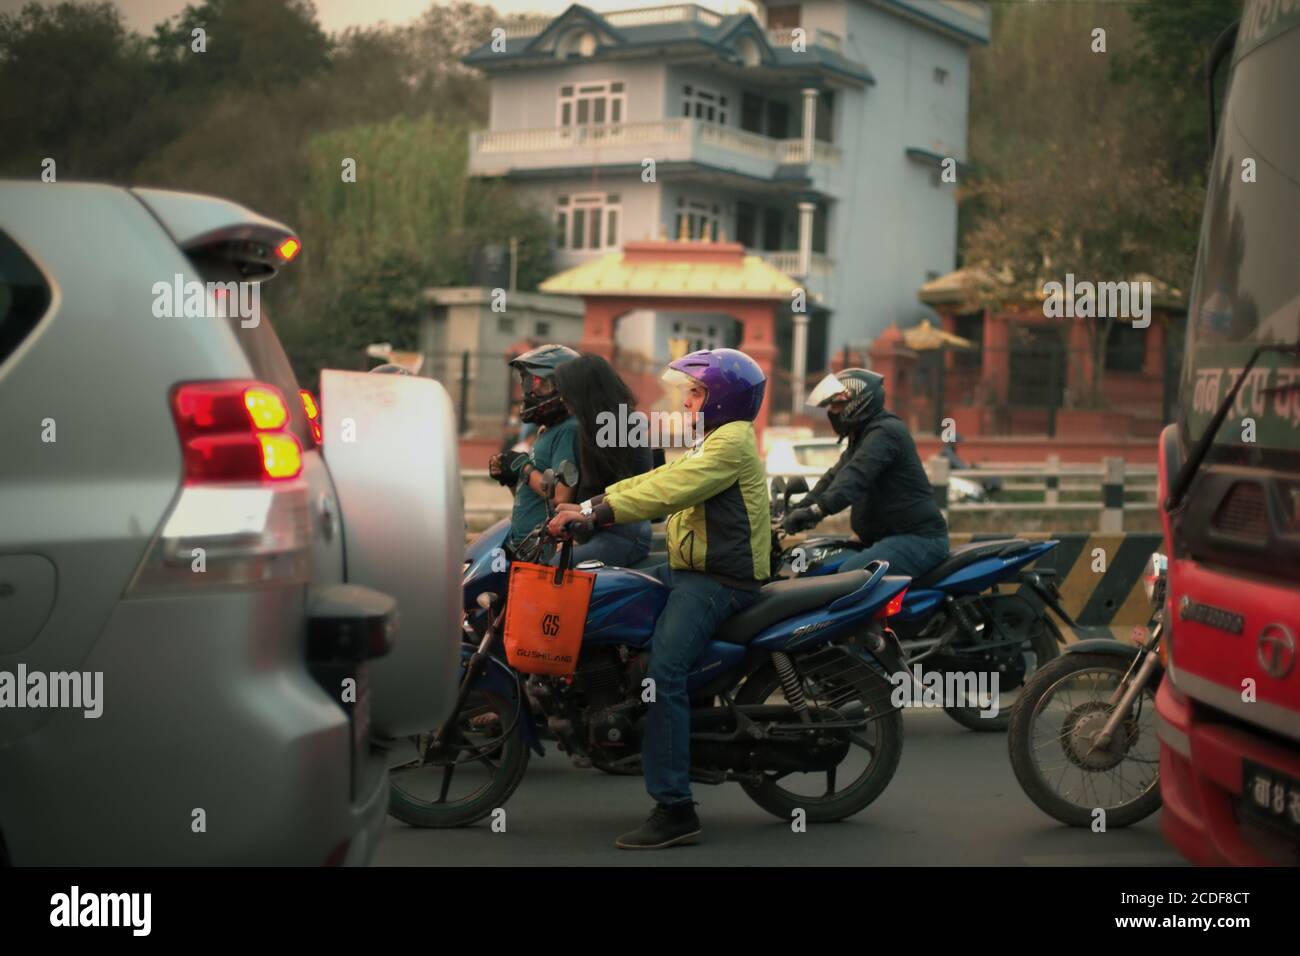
[1007,652,1161,828]
[733,656,903,823]
[386,687,531,828]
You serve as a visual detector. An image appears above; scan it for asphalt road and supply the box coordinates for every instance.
[374,709,1183,867]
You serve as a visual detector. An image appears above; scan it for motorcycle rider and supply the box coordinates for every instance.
[547,348,771,849]
[489,344,580,552]
[782,368,949,578]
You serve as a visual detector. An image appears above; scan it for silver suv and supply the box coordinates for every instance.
[0,182,462,865]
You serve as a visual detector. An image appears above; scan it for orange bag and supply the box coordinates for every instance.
[502,542,594,676]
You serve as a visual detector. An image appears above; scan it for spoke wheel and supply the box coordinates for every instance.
[1007,652,1161,828]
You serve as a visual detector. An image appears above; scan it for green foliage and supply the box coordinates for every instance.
[961,0,1232,404]
[271,115,552,385]
[0,0,553,388]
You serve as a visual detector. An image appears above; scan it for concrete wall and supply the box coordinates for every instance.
[823,2,971,348]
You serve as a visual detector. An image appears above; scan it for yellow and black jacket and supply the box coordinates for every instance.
[600,421,771,584]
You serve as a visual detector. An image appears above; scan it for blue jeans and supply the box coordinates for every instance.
[639,563,761,807]
[838,533,949,579]
[548,520,651,569]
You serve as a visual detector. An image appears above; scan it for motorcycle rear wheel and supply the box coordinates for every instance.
[733,657,903,823]
[943,604,1062,732]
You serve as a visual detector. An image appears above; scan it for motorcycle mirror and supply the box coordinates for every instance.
[541,467,556,493]
[770,476,787,502]
[785,476,809,497]
[556,459,579,488]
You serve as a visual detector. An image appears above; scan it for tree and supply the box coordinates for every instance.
[272,114,552,385]
[0,2,156,179]
[962,0,1203,406]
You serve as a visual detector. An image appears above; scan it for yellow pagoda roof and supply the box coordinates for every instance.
[540,241,798,300]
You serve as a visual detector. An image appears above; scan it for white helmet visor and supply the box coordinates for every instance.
[661,367,701,390]
[806,372,849,408]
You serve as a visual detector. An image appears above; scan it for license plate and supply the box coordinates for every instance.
[1240,759,1300,839]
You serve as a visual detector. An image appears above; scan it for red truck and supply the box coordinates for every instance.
[1155,0,1300,866]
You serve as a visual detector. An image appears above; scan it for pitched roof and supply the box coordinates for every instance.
[464,4,874,87]
[540,241,798,300]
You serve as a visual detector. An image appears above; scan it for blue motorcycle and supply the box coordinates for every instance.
[770,477,1071,732]
[388,468,912,828]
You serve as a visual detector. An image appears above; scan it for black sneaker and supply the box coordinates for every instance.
[615,802,701,850]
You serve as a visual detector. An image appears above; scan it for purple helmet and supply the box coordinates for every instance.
[662,348,766,430]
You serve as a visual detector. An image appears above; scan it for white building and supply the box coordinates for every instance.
[464,1,989,395]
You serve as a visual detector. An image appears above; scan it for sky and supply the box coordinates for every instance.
[0,0,758,35]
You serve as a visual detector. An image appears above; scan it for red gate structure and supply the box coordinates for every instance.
[540,237,797,442]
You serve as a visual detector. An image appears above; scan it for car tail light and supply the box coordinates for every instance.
[875,587,908,619]
[276,237,301,262]
[125,380,310,595]
[300,389,322,445]
[172,381,302,482]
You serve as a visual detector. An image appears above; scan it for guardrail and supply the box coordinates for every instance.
[765,455,1159,532]
[468,456,1157,529]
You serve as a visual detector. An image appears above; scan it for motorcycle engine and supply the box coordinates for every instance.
[571,646,646,759]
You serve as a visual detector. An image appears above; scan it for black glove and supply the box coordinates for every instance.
[488,453,515,487]
[782,504,822,535]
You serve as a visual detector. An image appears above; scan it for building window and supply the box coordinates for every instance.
[558,81,625,128]
[535,321,551,337]
[933,66,949,85]
[682,85,728,125]
[498,317,515,334]
[1105,320,1147,373]
[555,193,621,251]
[675,197,720,241]
[766,4,801,29]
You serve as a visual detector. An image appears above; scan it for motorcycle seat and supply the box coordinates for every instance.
[912,539,1032,589]
[715,571,872,645]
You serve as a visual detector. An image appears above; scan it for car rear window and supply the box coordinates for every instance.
[0,230,52,370]
[187,255,312,445]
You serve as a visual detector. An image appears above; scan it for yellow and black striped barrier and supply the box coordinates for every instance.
[950,532,1161,641]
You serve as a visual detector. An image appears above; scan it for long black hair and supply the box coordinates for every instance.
[552,354,648,496]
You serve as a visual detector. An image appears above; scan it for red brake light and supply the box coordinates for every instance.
[875,587,908,619]
[299,389,322,445]
[172,381,303,482]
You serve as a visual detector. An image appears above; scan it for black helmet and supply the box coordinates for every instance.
[509,344,579,424]
[806,367,885,436]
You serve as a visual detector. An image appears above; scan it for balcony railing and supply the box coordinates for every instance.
[755,251,834,279]
[473,119,693,153]
[766,27,843,53]
[471,119,839,168]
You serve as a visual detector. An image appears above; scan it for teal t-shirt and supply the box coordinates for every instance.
[509,416,579,548]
